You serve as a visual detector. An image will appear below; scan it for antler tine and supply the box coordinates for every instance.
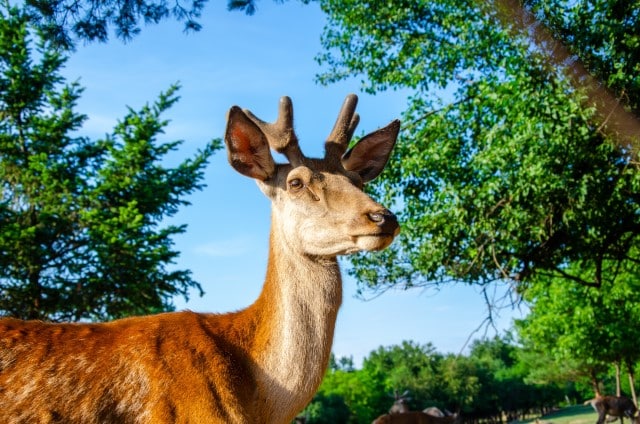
[243,96,305,166]
[325,94,360,161]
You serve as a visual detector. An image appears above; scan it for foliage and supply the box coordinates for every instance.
[303,392,351,424]
[313,0,640,298]
[363,341,444,409]
[468,337,567,419]
[303,337,569,422]
[438,354,483,413]
[311,361,386,422]
[304,343,445,422]
[520,0,640,115]
[515,259,640,394]
[20,0,205,48]
[0,5,220,321]
[516,346,594,399]
[19,0,312,48]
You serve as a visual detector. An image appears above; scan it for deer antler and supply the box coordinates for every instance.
[325,94,360,163]
[243,96,305,166]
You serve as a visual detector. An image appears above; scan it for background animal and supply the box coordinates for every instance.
[389,390,412,414]
[372,411,460,424]
[585,395,638,424]
[423,407,446,417]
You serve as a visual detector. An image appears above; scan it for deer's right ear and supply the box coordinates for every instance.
[225,106,276,181]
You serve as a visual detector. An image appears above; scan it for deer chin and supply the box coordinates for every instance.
[314,234,396,257]
[351,233,397,252]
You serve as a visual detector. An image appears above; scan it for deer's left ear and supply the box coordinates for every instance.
[341,120,400,182]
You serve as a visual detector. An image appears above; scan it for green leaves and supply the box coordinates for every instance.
[516,260,640,390]
[318,0,640,293]
[0,6,220,321]
[305,337,567,422]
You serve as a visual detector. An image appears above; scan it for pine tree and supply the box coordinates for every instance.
[0,5,219,321]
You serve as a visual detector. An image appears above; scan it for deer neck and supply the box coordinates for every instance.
[248,214,343,419]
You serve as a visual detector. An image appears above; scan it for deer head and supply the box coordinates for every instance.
[389,389,412,413]
[224,94,400,257]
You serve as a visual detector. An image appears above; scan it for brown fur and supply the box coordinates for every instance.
[373,412,460,424]
[388,391,411,414]
[0,312,255,422]
[0,95,400,424]
[585,395,638,424]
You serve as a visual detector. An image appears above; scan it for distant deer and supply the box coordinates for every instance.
[423,407,446,417]
[0,94,400,423]
[377,391,458,424]
[389,390,412,413]
[372,411,461,424]
[585,394,638,424]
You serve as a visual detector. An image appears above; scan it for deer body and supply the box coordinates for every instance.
[372,412,460,424]
[0,95,400,423]
[586,395,638,424]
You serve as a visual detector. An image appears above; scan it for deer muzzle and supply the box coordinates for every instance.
[367,209,400,237]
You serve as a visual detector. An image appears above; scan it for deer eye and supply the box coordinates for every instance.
[288,178,303,191]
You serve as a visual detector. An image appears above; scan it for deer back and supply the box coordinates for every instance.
[373,412,461,424]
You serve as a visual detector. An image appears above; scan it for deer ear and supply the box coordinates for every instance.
[225,106,276,181]
[341,119,400,182]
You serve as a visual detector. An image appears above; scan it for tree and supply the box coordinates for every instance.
[467,336,566,419]
[0,5,219,321]
[312,0,640,299]
[516,344,596,402]
[438,354,482,414]
[303,392,352,424]
[21,0,312,48]
[363,341,446,411]
[515,263,640,399]
[308,343,448,422]
[310,362,386,423]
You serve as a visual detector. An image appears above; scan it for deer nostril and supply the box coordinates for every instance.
[367,210,399,234]
[367,210,397,225]
[367,212,385,223]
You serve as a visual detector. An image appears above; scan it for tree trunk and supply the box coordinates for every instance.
[616,362,622,396]
[627,363,637,407]
[593,368,603,396]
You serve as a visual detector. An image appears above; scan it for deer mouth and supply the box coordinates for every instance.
[352,231,399,251]
[351,212,401,249]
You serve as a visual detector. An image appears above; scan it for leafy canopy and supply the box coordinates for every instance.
[21,0,309,48]
[304,337,569,422]
[314,0,640,296]
[515,255,640,391]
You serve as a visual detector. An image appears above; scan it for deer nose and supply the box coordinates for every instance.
[367,209,399,234]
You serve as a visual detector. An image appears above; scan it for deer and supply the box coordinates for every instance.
[0,94,401,424]
[376,391,458,424]
[585,394,638,424]
[423,407,446,417]
[372,411,460,424]
[389,390,412,414]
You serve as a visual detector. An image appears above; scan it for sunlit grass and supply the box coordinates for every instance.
[519,404,598,424]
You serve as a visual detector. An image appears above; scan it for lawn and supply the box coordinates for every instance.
[520,404,598,424]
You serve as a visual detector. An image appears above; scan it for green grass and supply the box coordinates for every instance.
[519,405,598,424]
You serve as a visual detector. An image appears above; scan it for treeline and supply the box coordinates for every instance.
[300,337,587,424]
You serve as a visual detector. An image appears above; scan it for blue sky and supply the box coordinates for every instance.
[61,0,525,365]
